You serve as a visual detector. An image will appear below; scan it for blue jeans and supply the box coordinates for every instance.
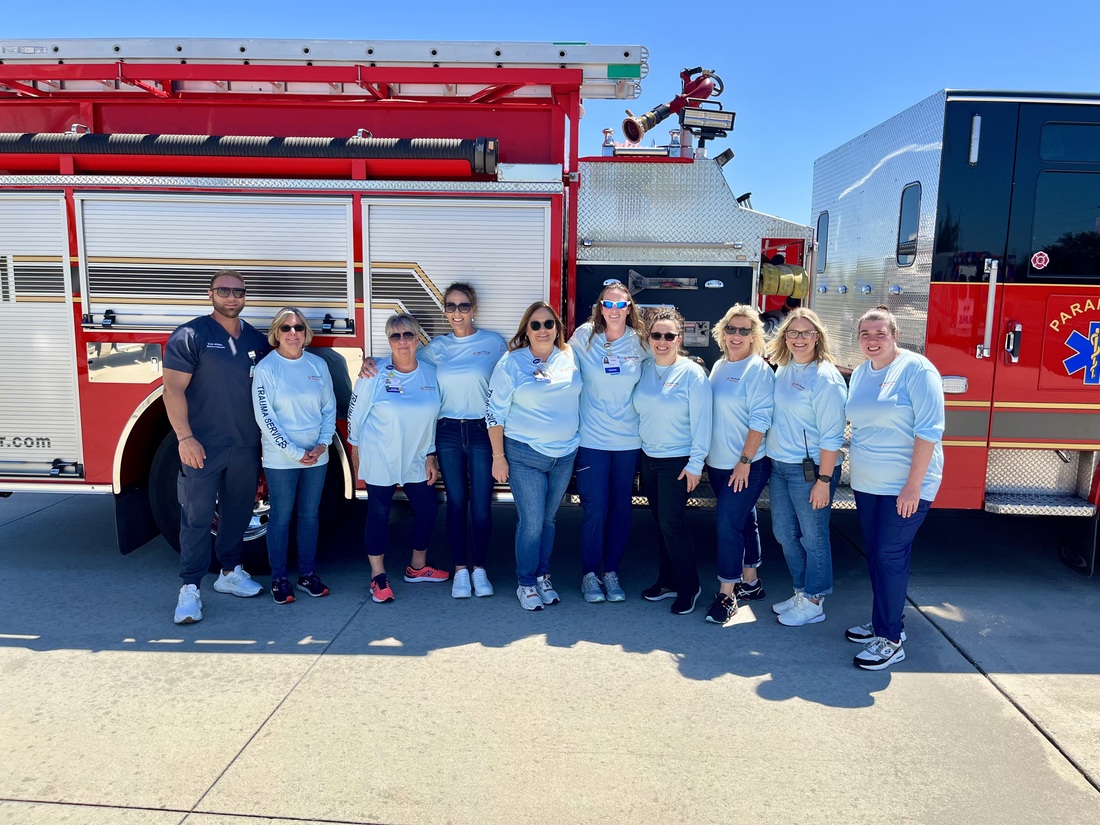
[436,418,494,568]
[768,459,840,598]
[265,464,326,579]
[575,446,639,575]
[365,481,440,558]
[854,490,932,642]
[706,460,771,582]
[505,437,576,587]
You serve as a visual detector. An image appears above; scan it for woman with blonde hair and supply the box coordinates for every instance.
[569,281,649,603]
[764,307,847,627]
[487,301,582,611]
[702,304,774,626]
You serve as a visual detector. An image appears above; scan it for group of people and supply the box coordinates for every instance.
[164,270,945,672]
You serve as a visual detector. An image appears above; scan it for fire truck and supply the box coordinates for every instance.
[810,90,1100,576]
[0,38,810,557]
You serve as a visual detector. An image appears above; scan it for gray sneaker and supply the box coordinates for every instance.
[213,565,263,598]
[535,574,560,605]
[581,572,606,603]
[602,572,626,602]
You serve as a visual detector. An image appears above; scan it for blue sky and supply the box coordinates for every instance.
[5,1,1098,225]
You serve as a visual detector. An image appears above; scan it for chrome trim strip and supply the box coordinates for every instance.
[112,386,164,494]
[0,482,113,494]
[0,175,563,194]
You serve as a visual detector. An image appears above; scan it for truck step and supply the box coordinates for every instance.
[983,493,1096,517]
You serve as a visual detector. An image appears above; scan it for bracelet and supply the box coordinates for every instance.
[493,453,505,459]
[180,435,196,443]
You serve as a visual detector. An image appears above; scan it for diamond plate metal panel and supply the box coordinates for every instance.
[983,494,1095,517]
[0,175,562,194]
[577,160,811,263]
[985,448,1084,495]
[810,91,946,370]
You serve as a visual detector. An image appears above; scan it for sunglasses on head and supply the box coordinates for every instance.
[212,287,246,298]
[388,330,417,341]
[279,324,306,333]
[444,302,473,313]
[650,331,679,342]
[529,318,556,331]
[725,325,752,336]
[601,299,630,309]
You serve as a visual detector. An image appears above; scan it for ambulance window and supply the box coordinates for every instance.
[1029,171,1100,280]
[815,211,829,273]
[1040,123,1100,163]
[896,183,921,267]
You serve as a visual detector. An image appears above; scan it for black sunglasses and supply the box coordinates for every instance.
[444,302,473,313]
[650,331,679,342]
[212,287,246,298]
[388,330,417,341]
[279,324,306,333]
[725,325,752,336]
[529,319,556,331]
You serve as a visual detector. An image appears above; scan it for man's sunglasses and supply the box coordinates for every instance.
[725,325,752,336]
[601,300,630,309]
[280,324,306,333]
[388,330,417,341]
[212,287,246,298]
[529,318,556,331]
[445,302,473,313]
[650,331,679,342]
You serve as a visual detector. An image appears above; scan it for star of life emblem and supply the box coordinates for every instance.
[1063,321,1100,385]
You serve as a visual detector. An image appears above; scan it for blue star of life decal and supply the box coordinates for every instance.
[1063,321,1100,385]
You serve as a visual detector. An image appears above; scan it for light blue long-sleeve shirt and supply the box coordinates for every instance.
[847,349,945,500]
[568,323,649,450]
[765,359,847,464]
[707,354,775,470]
[347,357,440,487]
[633,357,712,474]
[485,346,581,458]
[252,350,336,470]
[420,329,507,420]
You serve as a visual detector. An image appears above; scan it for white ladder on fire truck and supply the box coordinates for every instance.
[0,38,648,101]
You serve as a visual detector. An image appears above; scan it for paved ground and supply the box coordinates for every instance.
[1,492,1099,824]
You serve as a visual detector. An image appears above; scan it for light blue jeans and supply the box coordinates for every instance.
[767,459,840,598]
[504,437,576,587]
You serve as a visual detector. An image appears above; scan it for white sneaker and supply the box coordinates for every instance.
[846,622,907,644]
[854,637,906,670]
[777,594,826,626]
[213,565,263,598]
[471,568,494,597]
[535,574,560,605]
[174,584,202,624]
[581,572,606,603]
[517,584,544,611]
[771,590,804,615]
[451,568,472,599]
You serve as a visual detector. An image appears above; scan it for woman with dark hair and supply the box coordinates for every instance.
[487,301,581,611]
[764,307,847,627]
[252,307,336,605]
[845,305,944,670]
[702,304,773,626]
[633,307,712,615]
[568,281,649,603]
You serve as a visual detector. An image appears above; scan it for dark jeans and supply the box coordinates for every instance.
[436,418,494,568]
[178,445,261,586]
[706,460,771,582]
[265,464,326,579]
[575,446,639,575]
[854,490,932,642]
[639,452,699,597]
[365,481,440,558]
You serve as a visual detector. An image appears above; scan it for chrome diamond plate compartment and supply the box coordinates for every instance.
[982,449,1098,516]
[810,91,946,370]
[577,160,811,263]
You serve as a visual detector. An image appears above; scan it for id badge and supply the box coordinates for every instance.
[603,356,621,375]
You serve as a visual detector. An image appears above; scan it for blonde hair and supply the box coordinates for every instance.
[385,313,424,342]
[583,282,647,351]
[267,307,314,348]
[713,304,766,359]
[508,302,568,352]
[766,307,836,366]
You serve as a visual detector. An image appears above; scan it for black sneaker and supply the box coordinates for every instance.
[671,587,702,615]
[296,573,330,598]
[642,582,677,601]
[734,578,766,601]
[271,577,295,605]
[704,593,737,626]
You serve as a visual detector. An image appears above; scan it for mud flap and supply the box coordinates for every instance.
[1058,513,1097,577]
[115,483,159,554]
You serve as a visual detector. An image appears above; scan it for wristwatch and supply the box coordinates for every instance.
[739,455,752,465]
[816,474,832,483]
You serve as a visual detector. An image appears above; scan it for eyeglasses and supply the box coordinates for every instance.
[279,324,306,333]
[529,319,556,331]
[444,302,473,313]
[724,325,752,336]
[650,331,679,342]
[388,330,417,341]
[212,287,246,298]
[601,300,630,309]
[785,329,819,340]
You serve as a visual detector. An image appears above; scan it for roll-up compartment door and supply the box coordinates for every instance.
[364,198,551,354]
[0,194,82,478]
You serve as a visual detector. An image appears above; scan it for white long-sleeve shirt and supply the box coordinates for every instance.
[485,346,581,458]
[707,354,775,470]
[419,329,507,420]
[765,359,847,464]
[633,357,712,474]
[252,350,336,470]
[569,323,649,451]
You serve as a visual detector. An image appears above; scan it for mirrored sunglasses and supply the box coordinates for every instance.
[601,300,630,309]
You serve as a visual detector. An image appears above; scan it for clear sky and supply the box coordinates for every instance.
[5,1,1098,225]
